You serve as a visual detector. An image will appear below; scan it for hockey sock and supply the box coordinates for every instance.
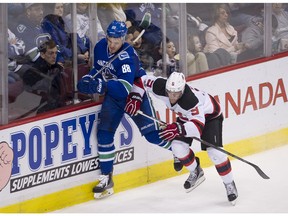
[179,149,197,172]
[207,147,234,183]
[172,140,197,172]
[97,130,115,174]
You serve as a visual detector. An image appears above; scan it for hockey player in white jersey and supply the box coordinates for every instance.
[125,71,238,205]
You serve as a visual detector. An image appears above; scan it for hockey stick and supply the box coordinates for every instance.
[136,110,270,180]
[91,29,146,79]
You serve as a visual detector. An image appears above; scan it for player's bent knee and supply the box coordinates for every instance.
[171,140,190,158]
[207,147,227,164]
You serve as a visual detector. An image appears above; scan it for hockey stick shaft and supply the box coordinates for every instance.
[137,110,166,125]
[91,29,145,79]
[136,110,270,179]
[191,137,270,179]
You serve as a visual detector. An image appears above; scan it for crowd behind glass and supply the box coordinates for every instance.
[1,3,288,124]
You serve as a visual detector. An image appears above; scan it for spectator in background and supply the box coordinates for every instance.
[16,39,66,114]
[65,3,105,64]
[124,3,166,59]
[187,30,209,75]
[154,38,179,77]
[97,3,127,32]
[188,27,244,71]
[44,3,65,17]
[124,3,181,48]
[228,3,254,29]
[8,28,25,59]
[64,3,90,64]
[126,25,154,71]
[204,3,246,65]
[8,3,25,31]
[155,35,210,77]
[272,3,288,52]
[7,29,25,104]
[11,3,51,62]
[239,14,264,61]
[8,60,24,104]
[42,3,73,65]
[42,15,73,65]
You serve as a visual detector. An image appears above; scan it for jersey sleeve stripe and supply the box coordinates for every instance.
[206,95,222,120]
[118,79,132,94]
[191,119,205,135]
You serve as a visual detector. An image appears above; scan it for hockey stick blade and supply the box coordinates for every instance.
[191,137,270,179]
[92,29,146,79]
[136,110,270,180]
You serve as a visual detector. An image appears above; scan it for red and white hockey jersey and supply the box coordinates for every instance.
[132,75,222,138]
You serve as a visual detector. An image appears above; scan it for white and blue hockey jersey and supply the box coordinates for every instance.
[88,38,145,100]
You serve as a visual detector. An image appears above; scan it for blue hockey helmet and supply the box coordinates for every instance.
[106,20,127,38]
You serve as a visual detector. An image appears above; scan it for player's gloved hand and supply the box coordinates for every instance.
[159,122,186,141]
[77,74,96,94]
[94,78,106,94]
[125,92,143,116]
[77,75,106,94]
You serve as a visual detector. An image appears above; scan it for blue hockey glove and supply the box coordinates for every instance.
[77,75,97,94]
[94,78,106,94]
[77,75,106,94]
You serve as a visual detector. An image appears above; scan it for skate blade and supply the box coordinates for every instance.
[185,176,206,193]
[175,168,183,173]
[94,188,114,199]
[230,200,237,206]
[229,198,237,206]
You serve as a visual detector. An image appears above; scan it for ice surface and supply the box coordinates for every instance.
[54,144,288,213]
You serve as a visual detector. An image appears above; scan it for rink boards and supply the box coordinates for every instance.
[0,57,288,212]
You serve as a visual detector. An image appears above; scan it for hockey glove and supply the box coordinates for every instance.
[159,122,186,141]
[94,78,106,94]
[77,75,106,94]
[125,92,143,116]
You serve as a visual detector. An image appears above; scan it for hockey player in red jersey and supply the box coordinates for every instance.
[125,71,238,205]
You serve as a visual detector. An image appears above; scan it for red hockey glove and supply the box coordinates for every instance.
[159,122,186,141]
[125,92,143,116]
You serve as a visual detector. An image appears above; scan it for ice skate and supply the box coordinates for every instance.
[173,155,183,172]
[93,173,114,199]
[184,157,205,192]
[224,181,238,206]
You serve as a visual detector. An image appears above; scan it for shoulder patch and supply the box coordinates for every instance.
[119,51,129,60]
[17,24,26,33]
[153,78,166,96]
[178,85,199,110]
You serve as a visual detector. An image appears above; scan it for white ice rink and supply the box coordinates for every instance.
[54,144,288,213]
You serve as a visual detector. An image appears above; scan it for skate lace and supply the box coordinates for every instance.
[225,182,235,195]
[187,169,198,183]
[174,156,181,163]
[97,175,109,187]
